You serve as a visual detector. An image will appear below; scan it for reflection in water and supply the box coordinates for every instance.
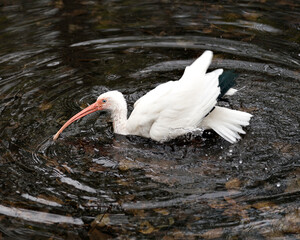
[0,0,299,238]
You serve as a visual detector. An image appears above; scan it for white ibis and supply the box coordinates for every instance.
[53,51,252,143]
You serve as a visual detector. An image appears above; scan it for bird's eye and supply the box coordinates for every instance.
[102,99,107,103]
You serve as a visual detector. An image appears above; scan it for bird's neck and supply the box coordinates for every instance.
[111,103,128,135]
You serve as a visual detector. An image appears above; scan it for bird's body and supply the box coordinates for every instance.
[53,51,252,143]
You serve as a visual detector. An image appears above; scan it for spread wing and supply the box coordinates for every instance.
[126,51,223,141]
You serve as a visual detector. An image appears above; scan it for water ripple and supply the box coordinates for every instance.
[131,59,300,80]
[122,191,241,210]
[0,204,83,225]
[211,20,282,33]
[70,36,300,68]
[21,193,62,207]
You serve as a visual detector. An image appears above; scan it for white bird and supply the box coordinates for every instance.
[53,51,252,143]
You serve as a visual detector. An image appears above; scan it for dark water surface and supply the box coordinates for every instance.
[0,0,299,239]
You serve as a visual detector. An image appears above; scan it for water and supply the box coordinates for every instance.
[0,0,299,239]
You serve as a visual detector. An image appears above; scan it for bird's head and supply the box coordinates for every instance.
[96,90,126,112]
[53,90,126,140]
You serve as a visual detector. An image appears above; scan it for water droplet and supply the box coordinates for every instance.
[229,149,233,153]
[276,182,281,187]
[220,146,223,149]
[264,167,268,171]
[219,156,222,160]
[239,160,243,164]
[24,72,34,77]
[47,61,60,67]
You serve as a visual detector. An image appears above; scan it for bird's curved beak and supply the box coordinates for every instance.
[53,101,102,140]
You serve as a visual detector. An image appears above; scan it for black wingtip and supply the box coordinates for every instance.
[218,70,238,100]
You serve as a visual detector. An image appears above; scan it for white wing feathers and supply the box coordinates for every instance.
[179,50,213,82]
[127,50,224,142]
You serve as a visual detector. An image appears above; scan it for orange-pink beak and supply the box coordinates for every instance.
[53,101,102,140]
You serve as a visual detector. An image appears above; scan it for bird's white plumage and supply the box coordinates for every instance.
[54,50,252,143]
[127,51,224,141]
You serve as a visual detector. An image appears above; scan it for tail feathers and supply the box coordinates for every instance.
[201,106,252,143]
